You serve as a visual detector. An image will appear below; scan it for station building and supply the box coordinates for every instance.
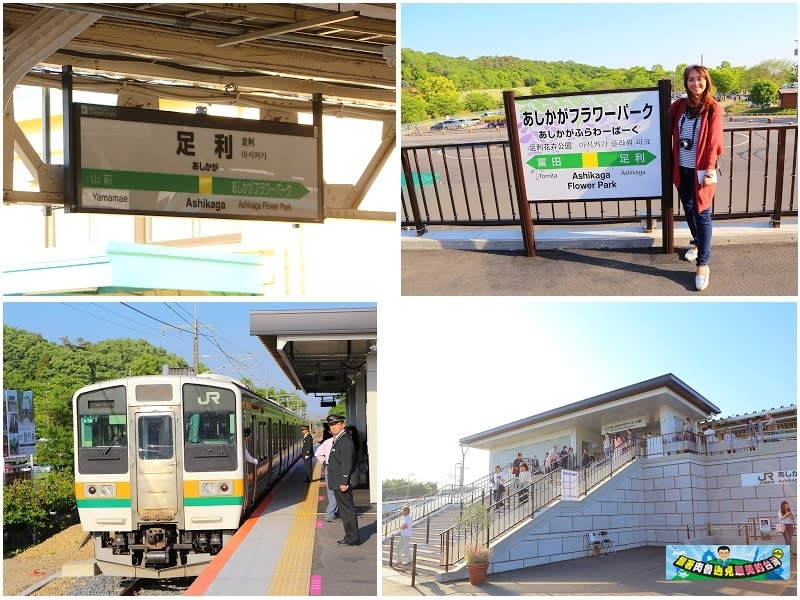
[454,373,796,578]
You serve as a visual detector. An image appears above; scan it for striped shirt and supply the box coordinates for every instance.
[678,112,703,169]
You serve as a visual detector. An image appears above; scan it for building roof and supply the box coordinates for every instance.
[460,373,720,447]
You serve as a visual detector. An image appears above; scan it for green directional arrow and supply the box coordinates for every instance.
[527,150,657,170]
[81,168,309,199]
[212,177,309,199]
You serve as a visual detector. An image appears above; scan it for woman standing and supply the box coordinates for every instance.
[669,65,724,291]
[778,500,795,555]
[517,463,531,504]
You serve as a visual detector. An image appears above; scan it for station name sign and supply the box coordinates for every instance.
[68,103,322,222]
[511,88,663,201]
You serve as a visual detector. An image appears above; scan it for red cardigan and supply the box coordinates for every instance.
[669,98,724,212]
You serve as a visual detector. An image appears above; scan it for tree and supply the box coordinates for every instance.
[417,75,463,117]
[463,91,495,112]
[710,67,740,97]
[401,90,428,123]
[750,79,778,108]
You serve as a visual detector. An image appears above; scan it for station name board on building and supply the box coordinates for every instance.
[601,416,647,435]
[740,470,797,486]
[511,88,662,201]
[68,104,322,223]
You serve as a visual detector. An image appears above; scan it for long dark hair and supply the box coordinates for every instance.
[683,65,715,117]
[780,500,791,515]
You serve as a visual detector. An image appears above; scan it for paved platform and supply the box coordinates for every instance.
[402,220,797,296]
[186,459,376,596]
[382,546,797,596]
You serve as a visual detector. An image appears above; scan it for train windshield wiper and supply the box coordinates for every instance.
[190,434,213,453]
[101,433,122,455]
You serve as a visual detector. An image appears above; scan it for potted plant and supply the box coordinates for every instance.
[465,544,492,585]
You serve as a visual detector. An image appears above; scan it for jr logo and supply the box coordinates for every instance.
[197,391,221,405]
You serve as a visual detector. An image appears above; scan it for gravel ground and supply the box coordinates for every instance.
[3,525,192,596]
[3,524,93,596]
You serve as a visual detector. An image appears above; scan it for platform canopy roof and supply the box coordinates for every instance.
[250,307,376,395]
[4,3,395,113]
[460,373,721,450]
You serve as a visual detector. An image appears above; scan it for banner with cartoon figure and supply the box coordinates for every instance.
[667,545,791,580]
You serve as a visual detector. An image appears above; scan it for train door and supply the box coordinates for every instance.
[133,410,178,520]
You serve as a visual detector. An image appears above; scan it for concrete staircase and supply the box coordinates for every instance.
[382,505,464,577]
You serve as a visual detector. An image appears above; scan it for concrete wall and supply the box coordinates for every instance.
[443,441,796,580]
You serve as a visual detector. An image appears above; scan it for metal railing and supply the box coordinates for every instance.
[644,422,797,458]
[401,122,797,234]
[382,461,516,537]
[439,443,638,570]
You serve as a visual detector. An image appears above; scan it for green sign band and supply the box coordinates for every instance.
[527,150,657,170]
[81,169,309,200]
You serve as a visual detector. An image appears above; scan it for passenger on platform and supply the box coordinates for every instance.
[581,448,593,468]
[603,433,612,459]
[626,429,637,451]
[326,414,360,546]
[669,64,723,291]
[314,435,338,522]
[682,417,694,443]
[242,428,258,466]
[565,447,575,470]
[397,506,413,565]
[746,419,757,449]
[703,424,717,455]
[491,465,506,509]
[517,463,530,504]
[778,501,795,555]
[512,452,524,479]
[321,422,333,442]
[613,433,623,457]
[301,425,314,483]
[530,455,541,474]
[723,427,736,453]
[558,446,568,469]
[764,413,778,440]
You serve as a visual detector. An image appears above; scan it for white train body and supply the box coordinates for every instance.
[72,374,304,578]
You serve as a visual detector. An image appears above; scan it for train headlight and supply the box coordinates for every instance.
[84,483,115,497]
[199,480,234,496]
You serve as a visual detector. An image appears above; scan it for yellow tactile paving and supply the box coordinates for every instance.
[266,462,322,595]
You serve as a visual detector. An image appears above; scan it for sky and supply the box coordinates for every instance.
[2,301,373,422]
[380,300,796,487]
[401,2,798,70]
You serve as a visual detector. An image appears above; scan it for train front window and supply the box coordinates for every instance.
[137,415,173,460]
[75,385,128,474]
[182,383,237,472]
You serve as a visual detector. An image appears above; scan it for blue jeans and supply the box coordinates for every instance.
[678,167,712,266]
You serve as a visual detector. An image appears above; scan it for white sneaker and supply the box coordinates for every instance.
[685,246,698,262]
[695,267,710,291]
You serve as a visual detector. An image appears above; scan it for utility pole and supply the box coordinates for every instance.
[161,303,207,374]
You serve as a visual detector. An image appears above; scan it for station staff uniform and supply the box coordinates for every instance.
[325,414,359,545]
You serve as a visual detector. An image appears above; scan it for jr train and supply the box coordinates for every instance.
[72,373,306,578]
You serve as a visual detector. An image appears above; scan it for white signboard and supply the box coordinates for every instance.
[601,416,647,435]
[741,471,797,486]
[561,469,579,501]
[72,103,322,222]
[512,88,662,201]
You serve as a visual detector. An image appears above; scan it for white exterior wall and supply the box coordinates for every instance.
[442,442,796,580]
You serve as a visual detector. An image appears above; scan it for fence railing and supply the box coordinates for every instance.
[401,123,797,234]
[439,443,638,570]
[382,461,516,537]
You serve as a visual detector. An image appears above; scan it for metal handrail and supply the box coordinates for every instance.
[382,461,517,537]
[401,122,798,233]
[439,443,638,570]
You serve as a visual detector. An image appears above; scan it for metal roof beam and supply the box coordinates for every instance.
[216,10,360,47]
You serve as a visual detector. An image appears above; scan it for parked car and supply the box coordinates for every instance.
[466,118,481,127]
[430,122,445,131]
[442,118,467,130]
